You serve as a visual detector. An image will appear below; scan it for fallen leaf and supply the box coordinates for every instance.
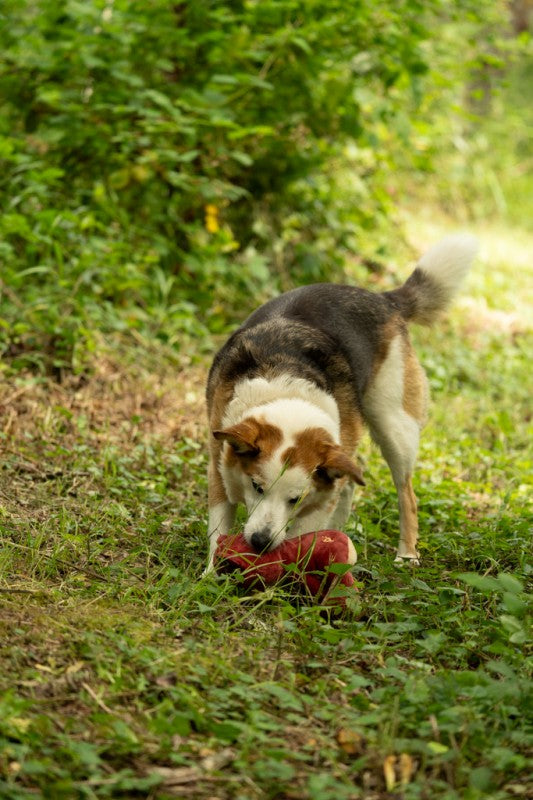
[201,747,234,771]
[9,718,31,733]
[399,752,415,785]
[65,661,85,675]
[337,728,364,755]
[383,754,396,791]
[151,766,199,786]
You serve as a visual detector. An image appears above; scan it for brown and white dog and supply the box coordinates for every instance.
[205,235,477,570]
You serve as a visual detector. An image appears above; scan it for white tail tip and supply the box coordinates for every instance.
[417,233,479,297]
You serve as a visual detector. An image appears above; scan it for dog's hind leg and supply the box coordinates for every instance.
[370,418,421,563]
[395,477,419,561]
[363,334,428,563]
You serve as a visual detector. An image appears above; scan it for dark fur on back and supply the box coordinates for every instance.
[207,284,406,414]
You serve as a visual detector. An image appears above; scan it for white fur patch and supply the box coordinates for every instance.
[222,375,340,435]
[417,233,478,303]
[208,501,235,541]
[363,336,420,485]
[248,397,339,444]
[206,500,236,571]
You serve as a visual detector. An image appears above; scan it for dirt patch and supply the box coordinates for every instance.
[1,352,209,450]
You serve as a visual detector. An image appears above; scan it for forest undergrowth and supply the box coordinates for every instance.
[1,211,531,800]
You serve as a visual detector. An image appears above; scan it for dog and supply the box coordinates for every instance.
[205,234,477,570]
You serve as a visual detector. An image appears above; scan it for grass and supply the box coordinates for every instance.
[1,219,532,800]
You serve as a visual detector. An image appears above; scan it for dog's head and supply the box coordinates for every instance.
[214,404,364,552]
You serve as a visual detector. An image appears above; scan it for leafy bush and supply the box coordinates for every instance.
[0,0,513,372]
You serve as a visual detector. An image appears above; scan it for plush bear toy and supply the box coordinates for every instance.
[214,530,357,605]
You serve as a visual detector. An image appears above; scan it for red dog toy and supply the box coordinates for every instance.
[214,530,357,605]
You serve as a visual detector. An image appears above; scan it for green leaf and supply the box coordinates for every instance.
[427,741,449,754]
[264,683,304,711]
[499,615,529,644]
[292,37,312,55]
[411,578,433,592]
[210,720,242,741]
[111,719,139,745]
[469,766,493,791]
[502,592,527,617]
[456,573,500,592]
[497,573,524,594]
[326,562,353,576]
[211,74,240,85]
[195,602,214,613]
[230,151,253,166]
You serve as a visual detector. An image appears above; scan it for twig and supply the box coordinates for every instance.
[81,682,116,715]
[1,385,33,406]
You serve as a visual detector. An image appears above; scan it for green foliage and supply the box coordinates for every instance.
[394,7,533,229]
[1,222,532,797]
[0,0,512,371]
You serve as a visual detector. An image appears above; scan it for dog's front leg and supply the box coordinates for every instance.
[205,459,236,574]
[329,481,355,530]
[205,500,236,573]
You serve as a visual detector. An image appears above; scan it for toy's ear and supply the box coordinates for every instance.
[317,447,366,486]
[213,420,260,456]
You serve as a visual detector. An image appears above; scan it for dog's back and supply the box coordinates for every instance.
[208,285,391,416]
[208,232,477,417]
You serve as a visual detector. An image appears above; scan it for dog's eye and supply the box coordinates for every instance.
[288,495,302,506]
[251,480,264,495]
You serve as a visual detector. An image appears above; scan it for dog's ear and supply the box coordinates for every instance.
[317,447,365,486]
[213,420,261,456]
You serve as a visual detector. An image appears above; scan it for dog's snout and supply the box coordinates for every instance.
[251,529,272,552]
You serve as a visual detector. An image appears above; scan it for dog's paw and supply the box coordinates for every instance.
[201,562,215,578]
[394,554,420,566]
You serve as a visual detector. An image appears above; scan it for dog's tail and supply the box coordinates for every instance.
[386,234,479,325]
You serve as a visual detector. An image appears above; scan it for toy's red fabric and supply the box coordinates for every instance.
[214,530,357,605]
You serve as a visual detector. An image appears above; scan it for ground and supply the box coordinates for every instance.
[0,215,531,800]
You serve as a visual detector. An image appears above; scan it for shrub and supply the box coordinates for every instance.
[0,0,512,371]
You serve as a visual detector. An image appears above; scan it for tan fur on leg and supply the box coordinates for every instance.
[395,478,419,564]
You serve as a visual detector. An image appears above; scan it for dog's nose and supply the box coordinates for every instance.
[251,529,272,552]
